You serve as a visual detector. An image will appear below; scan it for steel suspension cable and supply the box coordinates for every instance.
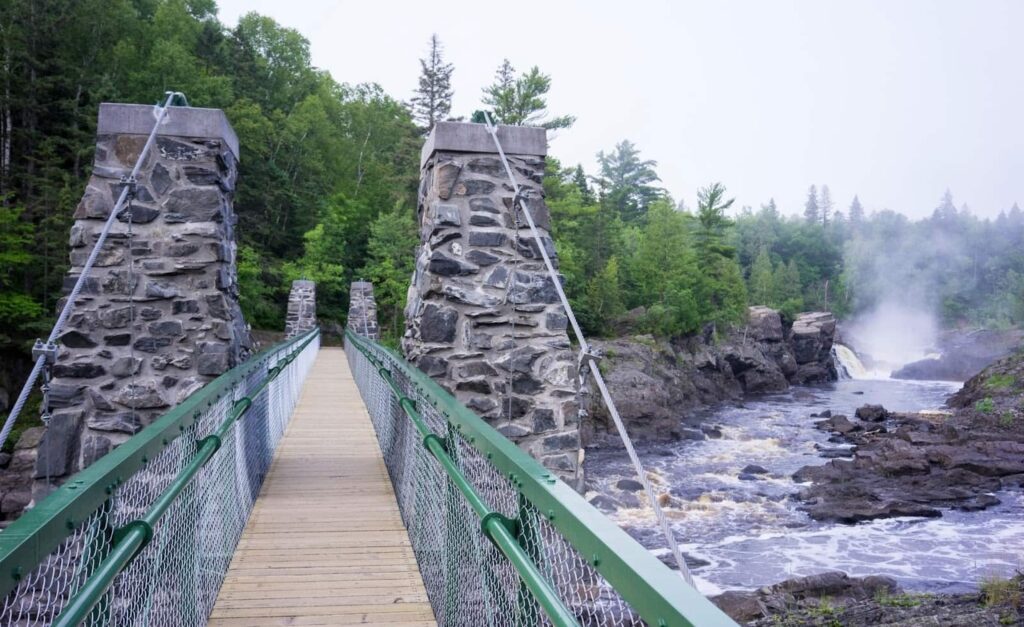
[481,113,696,588]
[0,91,188,451]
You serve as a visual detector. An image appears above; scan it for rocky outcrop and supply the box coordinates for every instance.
[789,311,838,383]
[284,280,316,339]
[713,571,898,623]
[795,400,1024,522]
[583,307,837,444]
[948,348,1024,412]
[17,103,252,513]
[893,328,1024,381]
[731,572,1023,627]
[402,122,583,490]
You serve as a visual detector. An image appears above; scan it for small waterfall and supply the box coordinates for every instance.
[832,343,870,379]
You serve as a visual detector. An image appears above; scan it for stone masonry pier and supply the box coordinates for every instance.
[31,103,251,502]
[402,122,583,490]
[285,279,317,339]
[347,281,380,340]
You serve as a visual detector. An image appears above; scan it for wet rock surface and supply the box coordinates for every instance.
[583,307,838,445]
[722,572,1024,627]
[893,328,1024,382]
[795,369,1024,522]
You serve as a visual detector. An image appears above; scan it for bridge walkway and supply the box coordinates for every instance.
[208,347,436,626]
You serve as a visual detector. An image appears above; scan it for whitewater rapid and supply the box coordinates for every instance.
[585,361,1023,595]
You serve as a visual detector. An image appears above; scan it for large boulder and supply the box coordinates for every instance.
[747,306,784,342]
[789,311,838,383]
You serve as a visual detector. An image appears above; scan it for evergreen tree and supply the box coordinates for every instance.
[694,182,747,327]
[409,34,454,133]
[848,195,864,225]
[360,205,418,345]
[571,165,595,205]
[820,184,834,226]
[804,185,820,223]
[582,257,625,335]
[748,246,775,306]
[593,140,662,223]
[481,60,574,129]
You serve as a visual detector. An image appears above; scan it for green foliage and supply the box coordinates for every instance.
[0,0,421,361]
[694,183,747,328]
[874,591,925,608]
[980,575,1022,608]
[999,411,1016,427]
[976,397,996,414]
[481,59,574,129]
[359,205,418,346]
[592,141,662,224]
[986,374,1017,390]
[581,257,625,335]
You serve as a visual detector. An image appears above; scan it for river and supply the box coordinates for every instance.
[584,346,1024,596]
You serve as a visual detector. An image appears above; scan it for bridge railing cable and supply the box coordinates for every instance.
[0,91,189,452]
[345,330,736,627]
[0,328,320,626]
[481,113,697,587]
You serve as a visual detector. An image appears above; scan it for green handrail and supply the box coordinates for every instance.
[49,328,320,626]
[345,329,737,627]
[348,333,578,627]
[0,328,319,602]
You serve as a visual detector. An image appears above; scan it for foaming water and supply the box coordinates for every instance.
[585,378,1024,594]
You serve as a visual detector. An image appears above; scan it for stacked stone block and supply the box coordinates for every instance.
[32,103,252,499]
[347,281,380,340]
[402,122,583,490]
[284,280,317,339]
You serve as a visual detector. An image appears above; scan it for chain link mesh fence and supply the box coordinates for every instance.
[346,335,649,627]
[0,331,319,626]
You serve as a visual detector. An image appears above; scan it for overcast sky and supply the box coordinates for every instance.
[217,0,1022,219]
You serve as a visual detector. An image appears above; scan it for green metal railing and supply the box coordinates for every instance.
[0,328,320,626]
[345,329,736,627]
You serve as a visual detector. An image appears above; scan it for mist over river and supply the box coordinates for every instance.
[584,374,1024,596]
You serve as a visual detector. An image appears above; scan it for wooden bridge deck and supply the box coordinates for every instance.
[209,347,436,626]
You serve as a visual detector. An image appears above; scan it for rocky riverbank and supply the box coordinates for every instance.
[714,571,1024,626]
[582,307,837,445]
[892,328,1024,381]
[794,349,1024,523]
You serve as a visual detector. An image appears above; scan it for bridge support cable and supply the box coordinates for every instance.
[0,328,320,626]
[481,114,696,588]
[0,91,189,452]
[345,330,736,626]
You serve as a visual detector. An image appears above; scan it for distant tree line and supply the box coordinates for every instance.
[1,1,1020,371]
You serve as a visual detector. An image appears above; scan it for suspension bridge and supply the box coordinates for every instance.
[0,95,736,626]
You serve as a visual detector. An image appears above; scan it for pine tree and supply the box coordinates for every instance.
[481,60,574,129]
[409,34,454,133]
[694,183,747,326]
[748,246,775,306]
[804,185,820,224]
[819,185,833,226]
[848,195,864,225]
[572,165,595,205]
[593,140,662,223]
[583,257,625,335]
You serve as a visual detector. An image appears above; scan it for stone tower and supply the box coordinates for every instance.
[402,122,582,489]
[33,103,251,499]
[284,279,317,339]
[347,281,380,340]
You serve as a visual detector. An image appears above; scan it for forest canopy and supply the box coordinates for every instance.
[1,0,1021,362]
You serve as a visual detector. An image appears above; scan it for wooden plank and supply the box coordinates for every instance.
[209,348,436,626]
